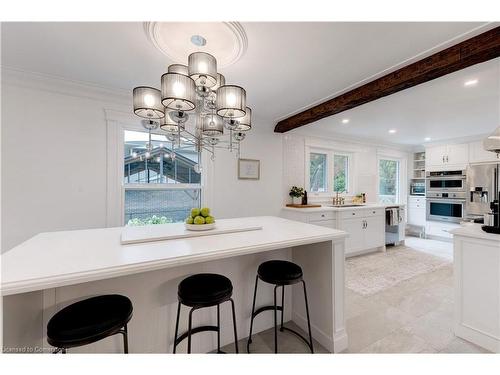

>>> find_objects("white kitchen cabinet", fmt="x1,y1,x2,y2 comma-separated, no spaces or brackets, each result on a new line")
407,196,426,226
426,144,469,170
283,206,389,257
339,218,366,254
469,141,500,164
364,215,385,249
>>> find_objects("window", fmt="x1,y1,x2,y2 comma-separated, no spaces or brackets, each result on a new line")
308,148,352,195
123,130,201,225
309,152,327,192
378,159,400,203
333,154,349,193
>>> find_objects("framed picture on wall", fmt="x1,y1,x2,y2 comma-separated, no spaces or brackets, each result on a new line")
238,158,260,180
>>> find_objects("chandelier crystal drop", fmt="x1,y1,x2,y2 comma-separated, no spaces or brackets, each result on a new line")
132,51,252,162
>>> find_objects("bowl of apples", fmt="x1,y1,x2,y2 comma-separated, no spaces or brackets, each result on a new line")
185,207,216,231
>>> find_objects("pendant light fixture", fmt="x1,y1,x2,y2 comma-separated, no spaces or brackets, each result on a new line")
133,87,164,119
133,49,252,161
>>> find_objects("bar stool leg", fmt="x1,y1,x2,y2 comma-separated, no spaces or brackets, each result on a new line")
230,298,239,353
187,307,196,354
280,285,285,332
122,324,129,354
246,275,259,352
216,304,222,353
302,280,314,354
173,301,181,354
273,285,278,353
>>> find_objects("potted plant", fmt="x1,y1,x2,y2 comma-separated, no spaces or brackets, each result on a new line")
289,186,304,205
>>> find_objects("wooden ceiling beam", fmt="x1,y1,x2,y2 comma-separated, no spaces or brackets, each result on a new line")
274,26,500,133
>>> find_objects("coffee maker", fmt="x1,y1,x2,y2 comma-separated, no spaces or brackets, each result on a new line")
482,127,500,234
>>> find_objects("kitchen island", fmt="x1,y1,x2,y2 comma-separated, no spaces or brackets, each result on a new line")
450,224,500,352
1,216,348,354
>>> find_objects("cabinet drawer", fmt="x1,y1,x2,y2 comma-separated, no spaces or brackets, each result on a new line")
409,197,425,204
307,211,335,222
364,208,385,217
340,210,364,219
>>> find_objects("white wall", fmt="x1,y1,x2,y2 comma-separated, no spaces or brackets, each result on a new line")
1,70,284,252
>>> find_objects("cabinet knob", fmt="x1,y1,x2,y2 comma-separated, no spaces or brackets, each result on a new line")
352,213,355,215
321,214,325,217
372,211,376,214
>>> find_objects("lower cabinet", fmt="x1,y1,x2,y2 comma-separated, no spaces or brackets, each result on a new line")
340,215,385,256
282,207,387,257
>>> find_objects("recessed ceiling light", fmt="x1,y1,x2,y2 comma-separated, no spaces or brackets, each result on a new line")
388,129,397,134
464,79,478,87
341,118,350,124
424,137,431,142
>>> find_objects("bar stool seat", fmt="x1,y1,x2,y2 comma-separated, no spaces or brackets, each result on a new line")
173,273,238,354
47,294,132,353
178,273,233,307
258,260,303,285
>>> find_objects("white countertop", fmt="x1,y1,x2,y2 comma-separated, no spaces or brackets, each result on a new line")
1,216,347,296
282,203,405,213
450,223,500,243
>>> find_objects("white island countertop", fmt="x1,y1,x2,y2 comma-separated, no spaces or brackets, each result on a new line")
450,223,500,242
282,203,405,213
1,216,347,296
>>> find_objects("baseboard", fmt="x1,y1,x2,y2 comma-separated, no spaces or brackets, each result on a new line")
292,311,348,353
455,323,500,353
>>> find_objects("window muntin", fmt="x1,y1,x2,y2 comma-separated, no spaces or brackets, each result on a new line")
378,159,400,203
309,152,327,193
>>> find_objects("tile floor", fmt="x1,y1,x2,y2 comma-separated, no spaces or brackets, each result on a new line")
221,236,489,354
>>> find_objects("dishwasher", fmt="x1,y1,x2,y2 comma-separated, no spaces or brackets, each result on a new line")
385,206,405,246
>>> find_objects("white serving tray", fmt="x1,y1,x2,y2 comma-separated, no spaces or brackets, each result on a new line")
121,220,262,245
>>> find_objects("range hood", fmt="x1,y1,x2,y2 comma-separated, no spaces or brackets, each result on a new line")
484,127,500,154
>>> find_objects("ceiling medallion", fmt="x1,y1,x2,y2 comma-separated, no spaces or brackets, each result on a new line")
144,22,248,68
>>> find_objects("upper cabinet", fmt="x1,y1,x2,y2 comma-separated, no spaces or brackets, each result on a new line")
425,144,469,170
469,141,500,164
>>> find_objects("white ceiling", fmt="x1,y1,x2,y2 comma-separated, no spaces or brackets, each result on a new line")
2,22,498,145
293,58,500,146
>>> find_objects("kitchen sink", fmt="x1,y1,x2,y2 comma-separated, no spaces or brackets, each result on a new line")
328,204,366,208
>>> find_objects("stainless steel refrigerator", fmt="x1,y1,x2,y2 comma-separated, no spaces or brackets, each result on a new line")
467,163,500,225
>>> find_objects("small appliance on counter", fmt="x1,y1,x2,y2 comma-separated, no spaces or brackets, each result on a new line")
410,181,425,196
480,127,500,234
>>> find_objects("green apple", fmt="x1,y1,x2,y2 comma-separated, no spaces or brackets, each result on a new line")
185,216,194,224
190,208,200,218
205,216,215,224
193,216,205,225
200,207,210,217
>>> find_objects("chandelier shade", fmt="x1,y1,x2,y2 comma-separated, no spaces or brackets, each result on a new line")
161,72,197,111
188,52,217,88
216,85,246,118
133,86,165,119
235,107,252,131
201,114,224,136
160,111,184,133
211,73,226,91
168,64,189,76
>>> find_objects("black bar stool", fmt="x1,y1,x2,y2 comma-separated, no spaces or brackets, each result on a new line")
173,273,238,354
47,294,133,353
247,260,314,353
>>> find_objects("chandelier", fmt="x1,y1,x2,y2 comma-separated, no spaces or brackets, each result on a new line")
132,51,251,163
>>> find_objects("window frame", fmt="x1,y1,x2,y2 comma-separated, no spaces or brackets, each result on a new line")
376,156,403,204
105,109,211,227
305,146,353,197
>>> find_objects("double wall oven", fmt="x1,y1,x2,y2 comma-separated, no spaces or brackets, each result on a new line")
426,170,466,223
